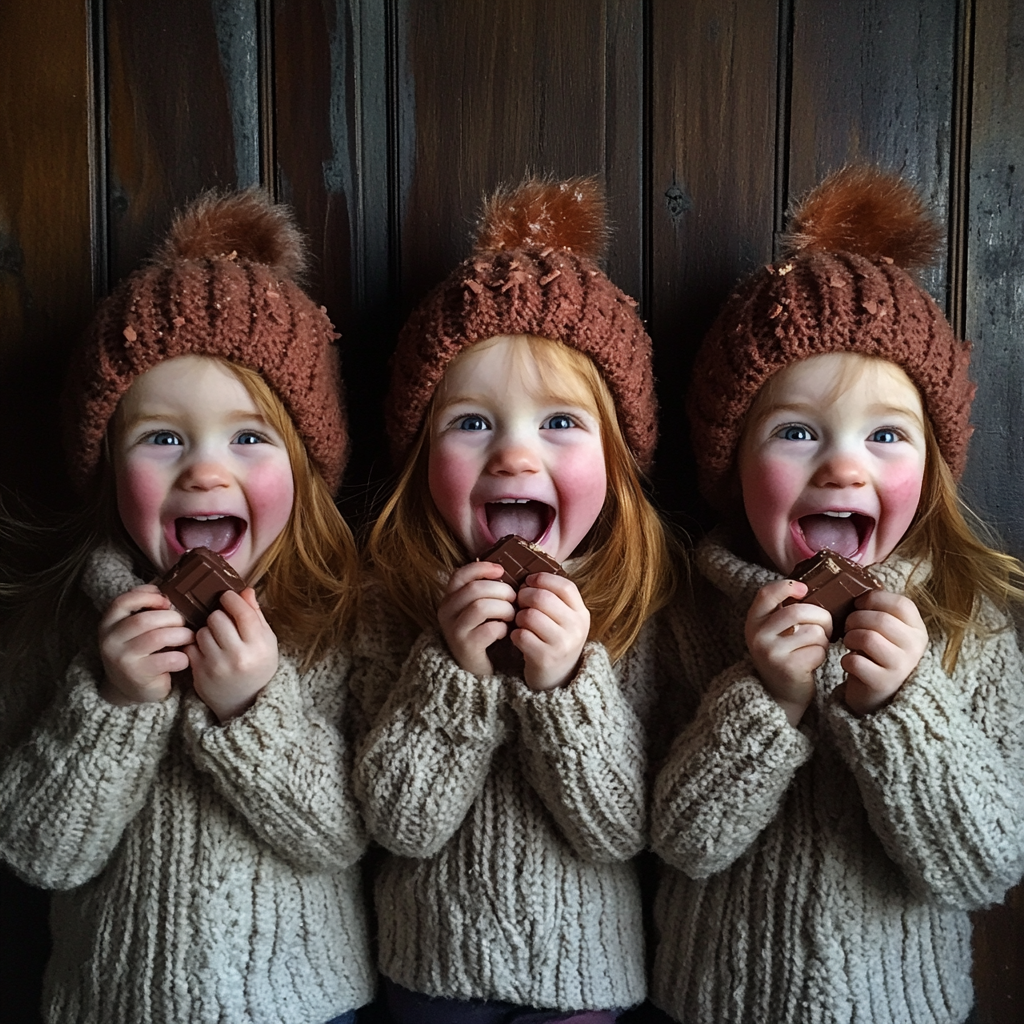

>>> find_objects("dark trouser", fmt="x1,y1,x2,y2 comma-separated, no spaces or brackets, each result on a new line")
383,978,621,1024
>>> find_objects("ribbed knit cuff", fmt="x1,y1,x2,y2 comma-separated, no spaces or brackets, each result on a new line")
510,641,623,751
72,663,181,753
413,635,509,743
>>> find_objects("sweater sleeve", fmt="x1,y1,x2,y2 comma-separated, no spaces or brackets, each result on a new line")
353,631,509,858
651,653,814,878
510,640,647,862
181,649,367,873
826,617,1024,909
0,652,179,890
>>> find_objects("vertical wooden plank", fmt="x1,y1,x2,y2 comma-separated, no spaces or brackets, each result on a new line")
0,3,93,1016
273,0,394,521
105,0,258,281
961,0,1024,563
0,0,94,513
963,4,1024,1019
648,0,779,524
787,0,958,303
395,0,644,305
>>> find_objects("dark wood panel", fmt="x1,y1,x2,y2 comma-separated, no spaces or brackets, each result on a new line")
0,0,94,512
648,0,779,524
105,0,256,281
788,0,958,303
274,0,396,521
0,7,93,1021
396,0,644,306
961,0,1024,562
963,4,1024,1020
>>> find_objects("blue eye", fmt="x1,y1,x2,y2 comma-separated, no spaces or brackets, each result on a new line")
542,414,575,430
147,431,181,446
776,424,813,441
457,415,488,431
870,428,899,443
234,431,266,445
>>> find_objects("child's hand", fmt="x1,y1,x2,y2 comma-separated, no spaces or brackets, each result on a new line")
98,584,194,705
437,561,517,676
513,573,590,692
840,589,928,714
188,588,279,723
746,579,833,727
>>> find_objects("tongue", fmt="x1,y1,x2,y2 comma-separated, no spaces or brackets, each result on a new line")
800,514,861,558
177,517,241,554
486,502,549,544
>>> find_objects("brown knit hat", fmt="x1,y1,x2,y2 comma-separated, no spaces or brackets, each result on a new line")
387,176,658,471
64,189,347,494
688,166,975,507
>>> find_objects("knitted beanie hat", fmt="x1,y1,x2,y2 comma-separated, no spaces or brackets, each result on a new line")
688,165,975,507
64,189,347,494
387,176,658,471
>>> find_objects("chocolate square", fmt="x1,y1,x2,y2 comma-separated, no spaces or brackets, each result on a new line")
157,547,246,629
785,548,883,640
478,534,565,589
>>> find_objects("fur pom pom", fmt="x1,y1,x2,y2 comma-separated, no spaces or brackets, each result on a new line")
785,166,944,269
155,188,308,278
475,176,608,259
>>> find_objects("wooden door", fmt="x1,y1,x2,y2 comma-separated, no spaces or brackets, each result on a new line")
2,2,1021,1021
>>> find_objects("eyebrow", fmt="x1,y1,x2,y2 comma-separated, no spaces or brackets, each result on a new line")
122,409,269,429
761,400,924,426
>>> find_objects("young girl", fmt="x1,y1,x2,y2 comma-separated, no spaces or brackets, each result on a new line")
351,177,677,1022
0,192,374,1024
650,166,1024,1024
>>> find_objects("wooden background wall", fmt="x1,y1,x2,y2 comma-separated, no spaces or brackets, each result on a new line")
1,1,1021,1021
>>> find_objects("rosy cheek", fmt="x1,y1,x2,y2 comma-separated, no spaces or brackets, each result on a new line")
875,461,925,554
115,462,166,550
427,444,476,535
741,458,801,528
553,448,608,553
245,462,295,542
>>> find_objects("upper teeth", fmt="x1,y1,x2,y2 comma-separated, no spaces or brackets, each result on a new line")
495,499,530,504
191,515,227,520
824,511,853,518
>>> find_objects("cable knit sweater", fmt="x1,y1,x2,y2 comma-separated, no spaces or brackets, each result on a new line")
0,545,374,1024
650,535,1024,1024
350,582,664,1012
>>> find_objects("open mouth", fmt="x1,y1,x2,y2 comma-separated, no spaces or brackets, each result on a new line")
484,500,554,544
796,511,874,560
175,515,245,555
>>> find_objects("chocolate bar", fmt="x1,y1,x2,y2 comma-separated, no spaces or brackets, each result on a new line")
157,547,246,629
785,548,883,640
478,534,566,589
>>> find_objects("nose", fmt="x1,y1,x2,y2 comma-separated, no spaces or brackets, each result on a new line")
177,454,231,491
811,448,867,488
485,437,541,476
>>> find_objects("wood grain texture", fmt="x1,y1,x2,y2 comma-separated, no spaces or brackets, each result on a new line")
396,0,644,304
648,0,779,525
960,0,1024,562
0,0,93,511
105,0,252,281
788,0,957,303
962,3,1024,1021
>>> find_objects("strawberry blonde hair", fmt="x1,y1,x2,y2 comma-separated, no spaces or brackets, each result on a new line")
103,358,358,667
368,335,678,662
742,353,1023,673
3,357,358,679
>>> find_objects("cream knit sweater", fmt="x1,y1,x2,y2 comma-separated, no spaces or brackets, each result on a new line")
350,583,664,1012
0,545,374,1024
651,535,1024,1024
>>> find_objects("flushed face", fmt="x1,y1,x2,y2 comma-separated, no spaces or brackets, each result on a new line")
113,355,295,579
737,352,927,575
427,335,608,563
